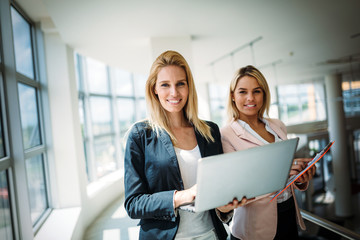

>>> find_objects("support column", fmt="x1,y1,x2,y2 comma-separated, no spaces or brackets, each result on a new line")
41,18,85,208
325,74,352,217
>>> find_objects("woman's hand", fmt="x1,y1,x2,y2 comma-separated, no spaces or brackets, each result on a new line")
216,197,250,213
174,184,197,208
291,158,316,184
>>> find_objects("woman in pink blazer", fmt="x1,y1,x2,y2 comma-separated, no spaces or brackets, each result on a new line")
221,65,316,240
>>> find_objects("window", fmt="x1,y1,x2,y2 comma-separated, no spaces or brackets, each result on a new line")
134,73,146,97
89,97,112,135
0,2,51,237
342,74,360,116
86,58,109,94
93,136,116,178
354,129,360,165
0,105,5,159
117,98,135,136
10,6,49,227
277,83,326,125
76,54,146,182
208,83,228,127
0,170,13,240
11,7,35,79
114,69,133,96
25,154,48,223
137,99,147,120
18,83,41,149
0,26,13,238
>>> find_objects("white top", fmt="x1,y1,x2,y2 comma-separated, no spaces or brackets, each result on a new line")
237,119,292,203
174,145,214,239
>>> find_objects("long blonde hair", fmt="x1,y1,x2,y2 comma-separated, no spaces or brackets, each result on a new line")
227,65,271,121
145,50,214,142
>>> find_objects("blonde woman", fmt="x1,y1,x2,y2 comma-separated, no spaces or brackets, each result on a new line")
221,65,316,240
124,51,244,240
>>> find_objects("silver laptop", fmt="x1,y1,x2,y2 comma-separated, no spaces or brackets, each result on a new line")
179,137,299,212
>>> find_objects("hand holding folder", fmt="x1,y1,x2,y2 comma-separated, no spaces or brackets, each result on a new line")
270,141,335,202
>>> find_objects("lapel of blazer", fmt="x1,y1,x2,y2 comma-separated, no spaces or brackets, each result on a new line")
230,119,264,146
195,128,206,157
266,119,287,140
158,129,176,158
157,127,206,157
158,128,184,189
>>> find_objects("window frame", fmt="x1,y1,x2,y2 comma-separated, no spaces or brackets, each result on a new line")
0,1,53,238
277,82,327,125
76,53,146,183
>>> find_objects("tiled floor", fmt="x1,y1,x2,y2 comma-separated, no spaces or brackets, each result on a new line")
83,196,139,240
83,192,360,240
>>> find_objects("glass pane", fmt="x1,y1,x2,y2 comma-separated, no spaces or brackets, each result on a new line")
137,99,147,120
278,83,327,124
134,74,146,97
94,136,116,178
210,99,226,127
78,97,86,138
117,98,135,137
209,84,219,99
354,129,360,164
0,170,13,240
117,139,125,170
83,141,90,182
278,104,288,123
343,79,360,116
300,94,310,122
114,69,133,96
209,83,228,100
286,101,300,124
18,83,41,149
269,103,279,119
86,58,109,94
11,7,34,79
25,154,48,224
90,97,112,135
0,107,5,158
74,54,82,92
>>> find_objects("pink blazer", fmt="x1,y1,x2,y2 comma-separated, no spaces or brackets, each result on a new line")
221,118,307,240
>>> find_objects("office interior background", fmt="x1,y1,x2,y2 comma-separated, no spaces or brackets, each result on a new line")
0,0,360,239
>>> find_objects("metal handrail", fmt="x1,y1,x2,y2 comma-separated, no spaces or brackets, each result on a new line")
300,209,360,240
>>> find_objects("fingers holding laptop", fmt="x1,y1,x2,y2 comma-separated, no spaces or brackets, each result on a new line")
216,196,253,213
174,184,197,208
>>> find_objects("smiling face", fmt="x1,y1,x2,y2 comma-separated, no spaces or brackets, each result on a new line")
232,76,264,120
154,65,189,115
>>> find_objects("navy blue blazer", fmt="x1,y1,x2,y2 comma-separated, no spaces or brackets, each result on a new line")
124,120,228,240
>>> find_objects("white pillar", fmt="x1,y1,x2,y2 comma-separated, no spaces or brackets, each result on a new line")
325,74,352,217
44,33,84,207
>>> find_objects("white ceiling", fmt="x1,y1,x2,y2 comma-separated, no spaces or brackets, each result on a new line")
17,0,360,86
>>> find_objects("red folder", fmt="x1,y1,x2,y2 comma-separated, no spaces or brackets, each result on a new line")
270,141,335,202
